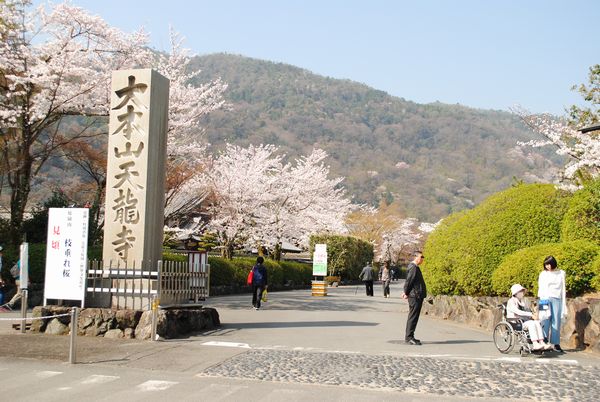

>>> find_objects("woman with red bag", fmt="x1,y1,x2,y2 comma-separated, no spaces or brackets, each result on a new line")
250,257,268,310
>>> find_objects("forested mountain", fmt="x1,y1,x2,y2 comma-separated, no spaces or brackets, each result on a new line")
190,53,559,222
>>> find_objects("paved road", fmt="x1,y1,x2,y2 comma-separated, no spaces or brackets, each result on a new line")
0,282,598,401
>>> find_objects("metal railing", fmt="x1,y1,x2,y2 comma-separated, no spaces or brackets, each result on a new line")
86,259,210,309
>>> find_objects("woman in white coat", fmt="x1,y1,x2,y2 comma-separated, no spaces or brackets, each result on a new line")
537,255,567,352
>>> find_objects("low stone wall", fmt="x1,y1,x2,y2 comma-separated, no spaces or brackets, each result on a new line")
32,305,220,340
421,295,600,353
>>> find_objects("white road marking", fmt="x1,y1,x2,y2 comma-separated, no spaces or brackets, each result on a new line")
496,357,522,363
36,371,63,379
81,374,120,384
137,380,178,392
202,341,250,349
57,387,72,391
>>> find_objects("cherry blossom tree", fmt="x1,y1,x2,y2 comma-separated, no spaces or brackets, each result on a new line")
0,2,228,245
378,218,421,263
156,30,227,224
512,106,600,187
203,144,284,259
254,148,352,260
203,144,352,259
0,0,149,243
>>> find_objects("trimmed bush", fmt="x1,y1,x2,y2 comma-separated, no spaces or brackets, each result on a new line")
561,179,600,244
422,183,570,296
591,255,600,292
309,234,374,279
208,256,312,288
491,240,600,297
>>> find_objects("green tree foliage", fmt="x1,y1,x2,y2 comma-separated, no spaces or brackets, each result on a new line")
568,64,600,127
422,184,570,296
491,240,600,297
308,234,374,279
591,255,600,292
560,179,600,244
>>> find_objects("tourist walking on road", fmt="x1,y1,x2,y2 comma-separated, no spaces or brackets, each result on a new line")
381,261,391,298
251,257,268,310
402,251,426,345
537,255,567,352
4,260,23,310
359,261,374,296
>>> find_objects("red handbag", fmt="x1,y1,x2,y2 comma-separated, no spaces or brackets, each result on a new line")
247,269,254,285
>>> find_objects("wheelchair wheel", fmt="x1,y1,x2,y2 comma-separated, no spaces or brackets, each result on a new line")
493,322,515,354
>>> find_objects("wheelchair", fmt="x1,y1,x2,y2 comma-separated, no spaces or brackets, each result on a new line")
493,303,546,356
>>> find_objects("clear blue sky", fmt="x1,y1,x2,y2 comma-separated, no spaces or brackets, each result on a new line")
37,0,599,115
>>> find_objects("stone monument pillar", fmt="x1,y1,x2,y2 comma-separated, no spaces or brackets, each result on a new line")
103,69,169,267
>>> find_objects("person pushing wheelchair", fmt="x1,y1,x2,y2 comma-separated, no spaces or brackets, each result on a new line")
506,284,553,351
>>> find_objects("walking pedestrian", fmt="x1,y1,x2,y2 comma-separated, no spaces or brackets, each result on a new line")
402,251,426,345
4,260,22,310
537,255,567,352
381,261,391,298
251,257,268,310
359,261,374,296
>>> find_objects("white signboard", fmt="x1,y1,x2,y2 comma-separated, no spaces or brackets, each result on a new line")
19,243,29,288
44,208,89,304
312,243,327,276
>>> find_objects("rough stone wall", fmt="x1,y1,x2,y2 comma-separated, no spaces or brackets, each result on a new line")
421,295,600,353
31,305,219,340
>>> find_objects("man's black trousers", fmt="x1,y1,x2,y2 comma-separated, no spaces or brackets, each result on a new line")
405,296,424,340
364,280,374,296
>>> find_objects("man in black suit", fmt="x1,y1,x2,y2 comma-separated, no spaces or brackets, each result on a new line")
402,251,426,345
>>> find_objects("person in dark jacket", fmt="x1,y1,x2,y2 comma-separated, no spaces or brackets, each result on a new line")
358,262,374,296
251,256,268,310
402,251,427,345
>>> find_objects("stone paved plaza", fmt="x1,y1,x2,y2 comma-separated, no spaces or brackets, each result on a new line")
201,348,598,401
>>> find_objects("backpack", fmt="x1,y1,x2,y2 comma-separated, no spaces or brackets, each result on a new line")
252,265,264,284
10,262,19,278
246,269,254,285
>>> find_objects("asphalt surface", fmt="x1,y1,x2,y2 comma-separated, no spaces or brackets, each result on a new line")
0,282,598,401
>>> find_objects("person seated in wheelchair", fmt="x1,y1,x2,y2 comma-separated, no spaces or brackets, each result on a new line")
507,284,553,351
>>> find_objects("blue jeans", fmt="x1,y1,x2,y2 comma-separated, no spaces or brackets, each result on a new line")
541,297,562,345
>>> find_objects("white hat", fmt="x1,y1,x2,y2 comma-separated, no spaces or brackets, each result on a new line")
510,284,527,296
0,246,3,252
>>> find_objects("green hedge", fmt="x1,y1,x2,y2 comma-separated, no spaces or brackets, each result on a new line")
491,240,600,297
561,179,600,244
0,243,47,284
208,256,312,287
422,183,570,296
309,234,373,279
591,255,600,292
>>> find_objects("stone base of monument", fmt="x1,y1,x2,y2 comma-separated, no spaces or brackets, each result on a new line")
31,305,220,340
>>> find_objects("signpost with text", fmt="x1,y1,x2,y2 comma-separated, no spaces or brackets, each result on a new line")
44,208,89,307
312,243,328,296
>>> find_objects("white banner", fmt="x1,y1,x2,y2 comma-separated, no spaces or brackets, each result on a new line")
44,208,89,303
312,243,327,276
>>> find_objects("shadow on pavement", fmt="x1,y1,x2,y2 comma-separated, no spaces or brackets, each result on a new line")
222,320,379,329
387,339,492,345
422,339,493,345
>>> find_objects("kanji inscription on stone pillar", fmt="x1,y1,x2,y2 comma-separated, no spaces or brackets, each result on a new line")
103,69,169,265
